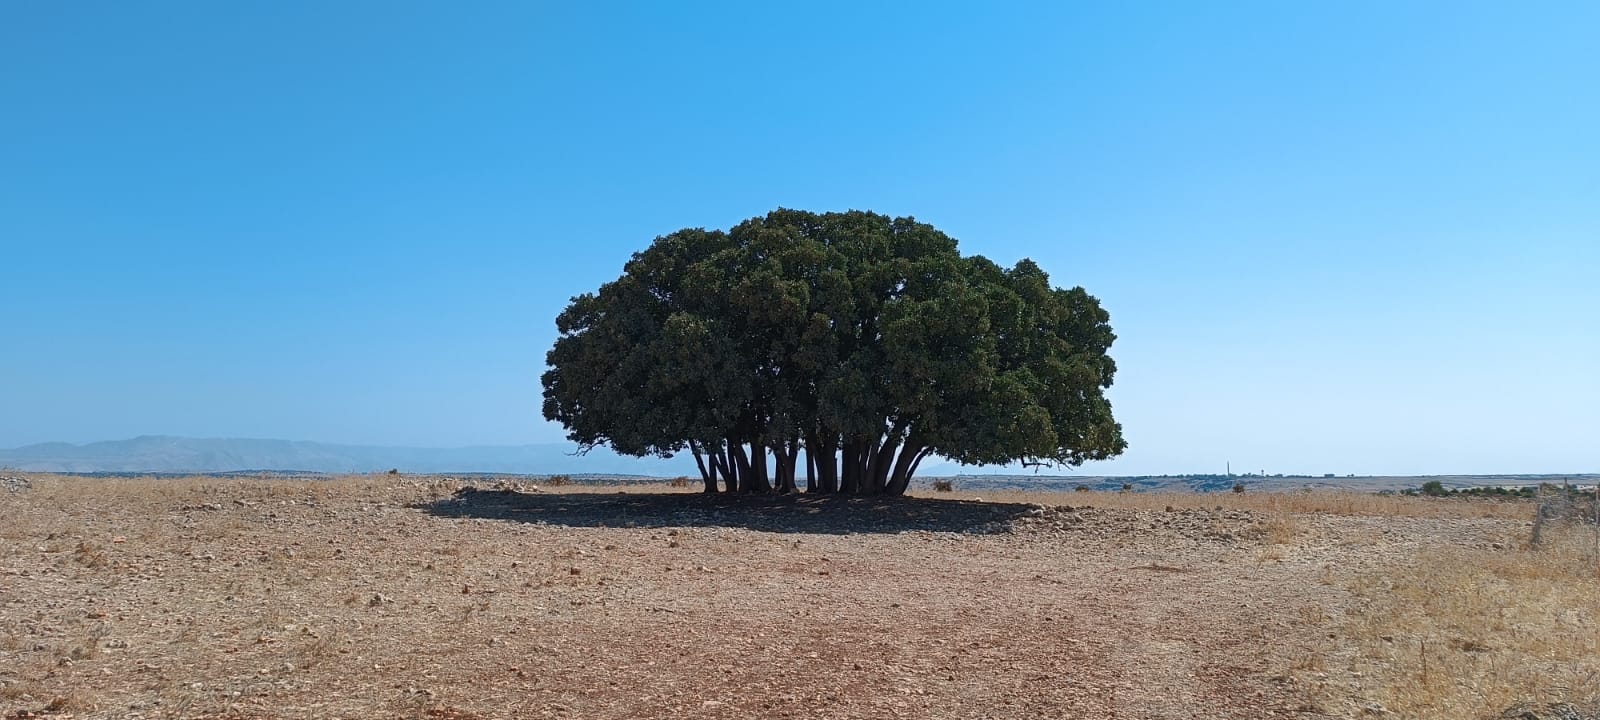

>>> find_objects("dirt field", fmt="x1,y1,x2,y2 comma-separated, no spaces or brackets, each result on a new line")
1,475,1593,719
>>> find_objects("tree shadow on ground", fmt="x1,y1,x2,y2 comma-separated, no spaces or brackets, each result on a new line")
416,487,1037,535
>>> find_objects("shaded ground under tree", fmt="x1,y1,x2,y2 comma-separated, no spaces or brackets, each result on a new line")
419,486,1040,535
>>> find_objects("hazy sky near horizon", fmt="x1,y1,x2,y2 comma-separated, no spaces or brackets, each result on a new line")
2,2,1596,476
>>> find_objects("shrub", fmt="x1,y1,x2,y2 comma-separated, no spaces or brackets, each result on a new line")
545,475,572,487
1232,482,1246,494
931,479,954,492
668,476,691,488
1074,485,1090,493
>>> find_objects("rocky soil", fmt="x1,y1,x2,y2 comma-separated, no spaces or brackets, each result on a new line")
0,476,1527,719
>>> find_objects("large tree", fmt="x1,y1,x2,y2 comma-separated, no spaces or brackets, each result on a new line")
541,209,1126,496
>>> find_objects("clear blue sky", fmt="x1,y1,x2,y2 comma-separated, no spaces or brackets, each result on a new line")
2,2,1595,475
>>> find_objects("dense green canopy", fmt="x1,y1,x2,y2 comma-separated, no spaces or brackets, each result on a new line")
541,209,1126,496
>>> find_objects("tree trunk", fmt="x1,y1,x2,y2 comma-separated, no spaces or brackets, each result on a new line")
839,441,861,495
819,436,840,493
803,431,827,494
771,440,792,494
868,433,901,495
691,440,720,494
741,441,772,494
883,441,925,497
908,448,932,480
857,441,873,494
776,439,800,494
729,440,751,493
718,444,738,493
804,441,817,494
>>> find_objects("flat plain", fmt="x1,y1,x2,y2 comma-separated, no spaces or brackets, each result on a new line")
2,474,1595,719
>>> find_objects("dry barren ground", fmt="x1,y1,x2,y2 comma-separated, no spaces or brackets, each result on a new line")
1,475,1590,719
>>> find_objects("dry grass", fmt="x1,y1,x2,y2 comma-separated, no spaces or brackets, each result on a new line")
965,486,1596,716
925,486,1533,520
914,485,1590,717
1339,521,1600,717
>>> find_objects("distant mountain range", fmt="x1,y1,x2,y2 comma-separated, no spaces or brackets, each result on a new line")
0,435,700,475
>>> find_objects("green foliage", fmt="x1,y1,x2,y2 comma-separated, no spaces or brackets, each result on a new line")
1402,482,1545,499
540,208,1127,495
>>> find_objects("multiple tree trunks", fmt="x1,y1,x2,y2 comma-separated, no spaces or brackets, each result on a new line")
689,433,928,496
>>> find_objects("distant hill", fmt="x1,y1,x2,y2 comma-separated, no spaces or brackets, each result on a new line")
3,436,1593,492
0,435,700,475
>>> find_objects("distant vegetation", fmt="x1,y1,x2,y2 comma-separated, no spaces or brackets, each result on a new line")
1403,480,1562,499
542,209,1125,497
